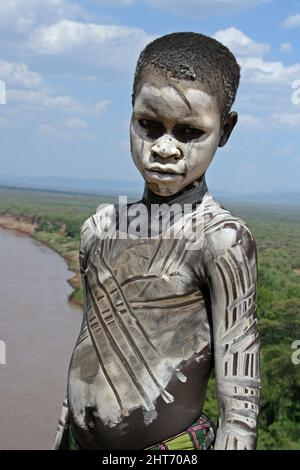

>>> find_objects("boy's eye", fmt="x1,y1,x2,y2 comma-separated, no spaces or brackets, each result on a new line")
139,119,160,129
173,126,205,142
138,119,164,138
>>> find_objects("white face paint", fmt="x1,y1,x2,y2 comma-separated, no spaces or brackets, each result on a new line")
130,83,222,196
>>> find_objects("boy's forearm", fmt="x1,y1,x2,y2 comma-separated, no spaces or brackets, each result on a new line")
205,223,261,450
214,420,258,450
214,367,260,449
53,397,69,450
214,281,260,450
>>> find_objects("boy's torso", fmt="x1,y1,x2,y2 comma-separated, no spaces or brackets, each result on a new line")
67,191,243,449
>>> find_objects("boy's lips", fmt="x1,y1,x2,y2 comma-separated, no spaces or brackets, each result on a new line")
145,169,185,184
145,165,185,177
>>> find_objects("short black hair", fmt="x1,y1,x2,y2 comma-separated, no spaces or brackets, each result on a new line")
133,32,240,116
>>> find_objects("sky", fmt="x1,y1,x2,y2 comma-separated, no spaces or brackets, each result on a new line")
0,0,299,194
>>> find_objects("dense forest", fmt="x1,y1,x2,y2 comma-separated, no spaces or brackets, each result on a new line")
0,186,299,449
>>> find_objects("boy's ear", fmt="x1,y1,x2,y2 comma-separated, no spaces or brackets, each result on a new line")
218,112,238,148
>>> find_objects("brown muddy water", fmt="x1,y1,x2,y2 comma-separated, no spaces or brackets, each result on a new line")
0,228,81,449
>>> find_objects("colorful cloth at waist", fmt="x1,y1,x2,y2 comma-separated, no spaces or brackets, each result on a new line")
68,413,215,450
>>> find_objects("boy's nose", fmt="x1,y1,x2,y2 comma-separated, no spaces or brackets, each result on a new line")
151,135,181,160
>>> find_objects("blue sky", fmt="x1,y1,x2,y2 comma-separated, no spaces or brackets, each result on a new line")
0,0,299,194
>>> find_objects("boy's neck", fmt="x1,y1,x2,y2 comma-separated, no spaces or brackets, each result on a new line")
142,175,208,208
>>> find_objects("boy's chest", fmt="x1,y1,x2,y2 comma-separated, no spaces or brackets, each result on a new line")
87,235,203,309
71,234,213,430
84,236,210,360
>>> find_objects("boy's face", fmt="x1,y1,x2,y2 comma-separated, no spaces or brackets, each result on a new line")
130,77,235,197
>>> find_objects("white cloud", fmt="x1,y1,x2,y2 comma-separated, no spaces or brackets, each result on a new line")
283,13,300,29
0,59,42,87
280,42,293,54
93,100,111,115
27,20,153,70
0,79,6,104
147,0,269,16
30,20,125,54
214,29,300,120
271,113,300,127
0,0,86,33
211,28,300,121
239,57,300,85
8,89,81,110
214,27,270,57
7,88,110,115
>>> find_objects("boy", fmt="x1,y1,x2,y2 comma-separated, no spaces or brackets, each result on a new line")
54,32,260,450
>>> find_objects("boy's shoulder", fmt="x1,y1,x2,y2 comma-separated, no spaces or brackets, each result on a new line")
79,203,116,268
81,203,116,240
202,192,256,258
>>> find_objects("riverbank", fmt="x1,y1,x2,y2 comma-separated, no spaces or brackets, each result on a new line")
0,213,37,235
0,213,83,308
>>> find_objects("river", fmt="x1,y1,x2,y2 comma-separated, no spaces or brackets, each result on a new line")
0,228,81,450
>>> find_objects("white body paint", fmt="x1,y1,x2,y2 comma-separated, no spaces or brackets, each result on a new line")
53,190,260,450
69,203,211,429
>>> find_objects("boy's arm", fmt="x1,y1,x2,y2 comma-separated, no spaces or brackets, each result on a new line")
53,217,95,450
53,397,69,450
204,222,261,450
